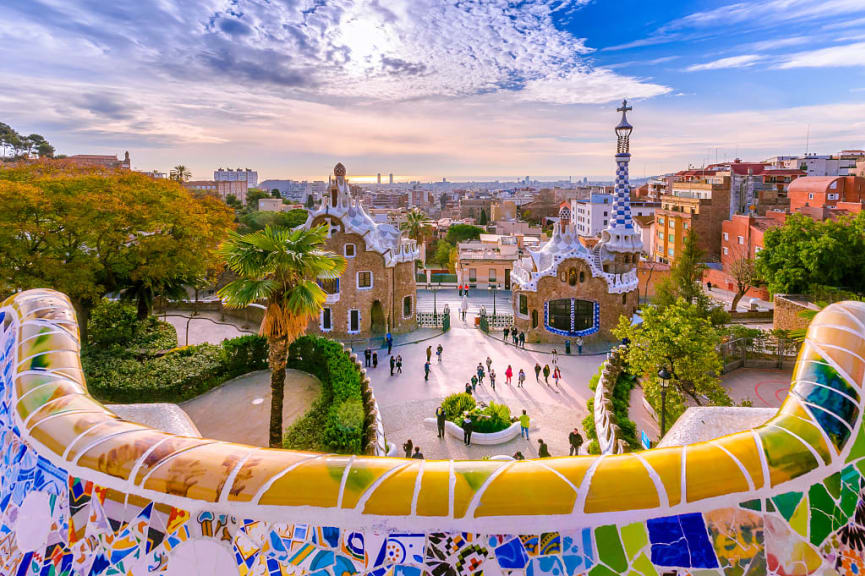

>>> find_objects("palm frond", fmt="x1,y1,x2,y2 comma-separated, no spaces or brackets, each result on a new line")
218,278,277,308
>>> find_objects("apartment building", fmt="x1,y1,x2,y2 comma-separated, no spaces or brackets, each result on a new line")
653,175,731,263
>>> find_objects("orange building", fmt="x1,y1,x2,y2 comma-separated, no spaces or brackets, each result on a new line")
788,176,865,214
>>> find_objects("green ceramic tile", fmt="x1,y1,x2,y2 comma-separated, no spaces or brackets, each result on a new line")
772,491,802,521
740,499,762,512
845,421,865,464
808,484,835,546
743,550,767,576
630,552,659,576
789,498,809,538
620,522,648,561
595,524,628,573
824,472,841,499
589,564,621,576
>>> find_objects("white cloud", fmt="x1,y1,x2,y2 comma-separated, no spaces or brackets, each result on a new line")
778,42,865,69
686,55,761,72
668,0,865,30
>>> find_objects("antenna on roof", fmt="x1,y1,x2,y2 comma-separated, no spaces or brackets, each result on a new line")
805,124,811,156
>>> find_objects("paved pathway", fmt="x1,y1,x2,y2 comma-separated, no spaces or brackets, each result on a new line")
721,367,792,408
160,310,255,346
181,369,320,447
366,322,605,460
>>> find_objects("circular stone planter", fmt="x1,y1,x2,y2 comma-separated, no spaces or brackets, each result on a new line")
423,418,537,445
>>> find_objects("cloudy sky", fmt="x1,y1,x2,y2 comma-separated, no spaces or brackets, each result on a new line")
1,0,864,181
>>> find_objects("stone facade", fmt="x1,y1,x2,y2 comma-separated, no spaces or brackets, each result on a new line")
302,163,420,338
773,294,821,332
512,257,638,343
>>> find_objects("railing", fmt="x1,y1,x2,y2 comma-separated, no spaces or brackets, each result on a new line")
3,289,865,576
720,335,800,373
593,345,629,455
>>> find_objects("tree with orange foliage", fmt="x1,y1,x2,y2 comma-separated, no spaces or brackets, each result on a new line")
0,159,234,342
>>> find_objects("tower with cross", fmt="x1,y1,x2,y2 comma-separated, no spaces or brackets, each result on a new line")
598,99,643,257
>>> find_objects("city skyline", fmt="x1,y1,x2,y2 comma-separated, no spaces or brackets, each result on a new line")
2,0,864,180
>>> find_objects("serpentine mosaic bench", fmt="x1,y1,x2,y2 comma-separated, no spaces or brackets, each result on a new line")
2,289,865,575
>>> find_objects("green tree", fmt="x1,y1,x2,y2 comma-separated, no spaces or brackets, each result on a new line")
445,223,483,245
656,231,706,307
0,161,234,341
246,188,270,211
400,209,431,242
478,208,488,225
757,212,865,295
271,188,282,198
727,247,760,312
613,298,730,431
305,195,315,209
238,209,308,234
433,240,453,267
225,194,241,209
218,225,346,447
170,165,191,182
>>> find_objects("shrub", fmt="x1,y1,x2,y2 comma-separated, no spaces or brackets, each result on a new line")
442,392,476,421
87,299,177,351
221,334,268,374
284,335,366,454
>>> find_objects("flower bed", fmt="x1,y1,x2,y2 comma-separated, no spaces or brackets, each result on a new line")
441,392,513,433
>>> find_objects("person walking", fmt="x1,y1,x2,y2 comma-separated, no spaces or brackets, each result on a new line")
576,336,583,355
372,351,378,368
534,363,542,382
412,447,424,459
465,382,473,395
505,365,513,385
551,348,558,365
403,439,413,458
512,451,525,460
476,363,485,384
459,284,463,297
396,355,403,374
543,364,551,384
364,348,371,367
426,345,432,363
386,332,394,355
519,410,530,440
470,374,478,392
538,438,551,458
485,356,492,374
512,328,519,345
568,428,583,456
436,344,443,363
519,332,526,347
553,365,561,386
390,355,396,376
435,405,446,438
503,326,510,342
489,368,496,391
707,281,712,292
424,361,431,381
463,414,473,446
518,368,526,388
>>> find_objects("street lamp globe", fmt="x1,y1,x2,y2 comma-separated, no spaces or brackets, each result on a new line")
657,367,671,386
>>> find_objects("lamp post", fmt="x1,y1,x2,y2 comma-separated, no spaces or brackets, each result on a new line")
488,282,499,317
657,367,671,438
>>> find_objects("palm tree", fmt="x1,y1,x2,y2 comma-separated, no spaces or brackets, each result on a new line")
170,165,191,182
400,209,431,242
218,225,345,447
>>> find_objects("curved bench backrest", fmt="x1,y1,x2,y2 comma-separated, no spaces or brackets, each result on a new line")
2,289,865,575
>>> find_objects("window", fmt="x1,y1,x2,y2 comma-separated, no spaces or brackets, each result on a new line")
737,235,744,245
668,247,674,256
531,309,538,328
357,271,373,289
723,247,729,255
344,243,356,258
489,268,496,282
603,220,608,226
469,268,477,282
808,193,814,200
683,222,689,230
658,217,664,225
348,309,360,333
579,271,585,283
319,278,339,295
658,230,663,239
321,308,332,331
568,268,577,286
518,294,528,316
723,232,729,241
668,234,674,242
403,295,413,318
603,211,608,217
622,293,627,305
546,299,595,335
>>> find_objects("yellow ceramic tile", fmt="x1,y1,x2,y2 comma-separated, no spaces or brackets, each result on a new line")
712,433,765,490
340,458,406,509
546,456,596,489
17,349,81,373
258,455,352,507
133,435,218,484
17,378,85,420
757,426,820,487
363,462,421,515
142,442,252,501
685,443,750,502
452,460,507,518
475,460,575,517
77,429,177,481
415,460,451,517
15,372,84,403
64,418,146,462
29,411,117,457
18,329,79,357
25,394,107,431
639,447,683,506
227,448,320,503
19,322,79,347
772,406,833,464
584,454,660,513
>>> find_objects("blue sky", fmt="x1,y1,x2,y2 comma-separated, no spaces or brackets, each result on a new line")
1,0,863,181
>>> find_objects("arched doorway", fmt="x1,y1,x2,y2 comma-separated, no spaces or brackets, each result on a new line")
370,300,386,335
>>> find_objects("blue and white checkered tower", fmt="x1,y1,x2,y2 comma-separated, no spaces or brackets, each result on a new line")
599,100,643,254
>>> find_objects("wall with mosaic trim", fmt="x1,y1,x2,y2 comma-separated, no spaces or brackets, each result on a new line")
2,289,865,576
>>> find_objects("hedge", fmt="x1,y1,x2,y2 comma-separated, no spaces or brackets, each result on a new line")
82,334,268,404
284,335,365,454
581,363,639,454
